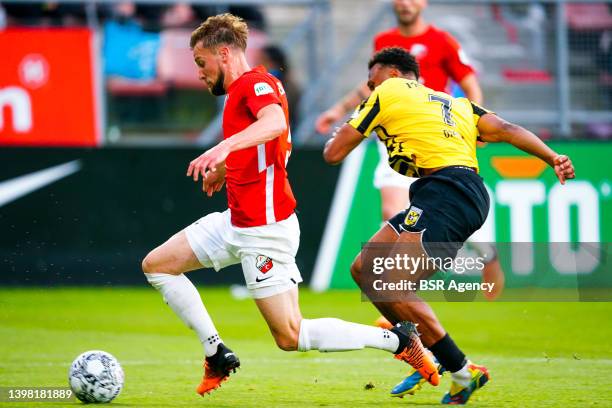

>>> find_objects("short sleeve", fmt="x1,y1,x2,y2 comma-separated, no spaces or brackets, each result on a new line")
471,101,494,126
442,32,475,83
347,90,383,136
471,102,494,141
245,77,282,117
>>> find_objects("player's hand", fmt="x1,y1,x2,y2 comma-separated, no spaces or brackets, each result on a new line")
202,167,225,197
315,107,344,135
552,154,575,185
187,141,231,182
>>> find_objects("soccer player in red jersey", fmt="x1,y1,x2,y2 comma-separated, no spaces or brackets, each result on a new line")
141,14,439,397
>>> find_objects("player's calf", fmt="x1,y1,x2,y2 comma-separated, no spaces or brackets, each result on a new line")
270,323,300,351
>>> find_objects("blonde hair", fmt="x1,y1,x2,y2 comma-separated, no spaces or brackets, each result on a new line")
190,13,248,51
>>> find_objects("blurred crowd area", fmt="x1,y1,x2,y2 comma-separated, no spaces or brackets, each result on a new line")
0,2,263,30
0,1,611,143
0,2,301,143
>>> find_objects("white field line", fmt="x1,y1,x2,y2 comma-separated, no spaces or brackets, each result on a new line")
310,143,367,292
2,355,612,368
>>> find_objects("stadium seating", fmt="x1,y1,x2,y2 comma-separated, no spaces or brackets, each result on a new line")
157,29,203,89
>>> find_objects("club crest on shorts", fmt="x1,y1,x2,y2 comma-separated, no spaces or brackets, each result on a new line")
404,206,423,227
256,255,274,273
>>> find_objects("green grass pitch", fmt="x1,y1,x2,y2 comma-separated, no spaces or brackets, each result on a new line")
1,287,611,407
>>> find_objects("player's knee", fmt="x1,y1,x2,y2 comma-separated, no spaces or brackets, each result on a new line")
141,254,156,274
142,250,184,276
275,335,297,351
142,252,168,275
274,331,299,351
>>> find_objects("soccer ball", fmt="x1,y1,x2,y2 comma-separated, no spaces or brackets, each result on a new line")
68,350,124,403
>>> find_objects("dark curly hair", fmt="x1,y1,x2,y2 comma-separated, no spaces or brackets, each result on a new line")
368,47,420,80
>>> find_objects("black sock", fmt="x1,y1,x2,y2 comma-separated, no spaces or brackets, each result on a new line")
429,333,467,373
390,326,408,354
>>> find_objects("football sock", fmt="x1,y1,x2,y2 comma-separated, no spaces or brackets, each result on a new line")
297,318,399,353
429,333,467,372
145,273,222,357
451,363,472,387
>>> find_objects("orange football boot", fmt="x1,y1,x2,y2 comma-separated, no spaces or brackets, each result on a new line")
196,343,240,396
391,322,440,386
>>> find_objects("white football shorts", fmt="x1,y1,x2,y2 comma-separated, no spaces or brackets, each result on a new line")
185,209,303,299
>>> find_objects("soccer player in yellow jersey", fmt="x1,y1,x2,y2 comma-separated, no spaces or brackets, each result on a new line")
323,48,575,404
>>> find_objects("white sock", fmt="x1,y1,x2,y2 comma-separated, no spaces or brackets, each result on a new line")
297,318,399,353
451,362,471,387
145,273,222,357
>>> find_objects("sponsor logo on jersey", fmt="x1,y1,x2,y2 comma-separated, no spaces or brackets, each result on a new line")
255,255,274,273
404,206,423,227
254,82,274,96
409,43,427,59
276,81,285,95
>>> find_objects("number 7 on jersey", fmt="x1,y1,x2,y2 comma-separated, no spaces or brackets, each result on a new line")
428,94,456,127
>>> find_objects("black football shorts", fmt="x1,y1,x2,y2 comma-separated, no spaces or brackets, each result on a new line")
387,166,490,259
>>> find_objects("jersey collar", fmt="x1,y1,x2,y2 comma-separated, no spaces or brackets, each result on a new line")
227,65,269,93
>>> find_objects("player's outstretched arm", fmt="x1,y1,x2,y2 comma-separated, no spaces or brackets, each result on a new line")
323,123,366,165
187,104,286,180
315,82,370,135
477,113,576,184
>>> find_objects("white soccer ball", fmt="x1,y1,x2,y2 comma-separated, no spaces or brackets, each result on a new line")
68,350,124,403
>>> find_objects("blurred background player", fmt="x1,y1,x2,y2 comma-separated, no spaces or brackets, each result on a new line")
323,47,575,404
141,14,438,397
317,0,504,306
255,44,301,127
317,0,482,134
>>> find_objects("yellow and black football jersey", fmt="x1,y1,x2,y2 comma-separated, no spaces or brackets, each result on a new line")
347,78,490,177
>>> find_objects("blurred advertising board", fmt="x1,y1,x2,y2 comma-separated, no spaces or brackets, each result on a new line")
0,147,338,285
0,28,101,147
312,141,612,291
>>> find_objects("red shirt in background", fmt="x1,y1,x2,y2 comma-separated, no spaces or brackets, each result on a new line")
374,25,474,92
223,65,296,228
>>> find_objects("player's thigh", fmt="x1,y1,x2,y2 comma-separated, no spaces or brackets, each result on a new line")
142,230,202,275
351,223,400,284
254,286,302,348
362,215,434,287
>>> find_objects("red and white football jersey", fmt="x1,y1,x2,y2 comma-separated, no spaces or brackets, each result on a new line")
374,25,474,92
223,65,296,228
